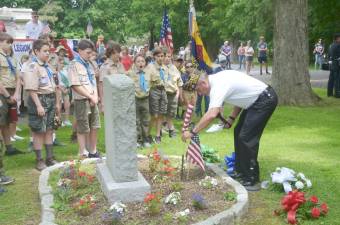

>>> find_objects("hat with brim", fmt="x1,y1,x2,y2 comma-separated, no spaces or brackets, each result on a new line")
55,46,67,53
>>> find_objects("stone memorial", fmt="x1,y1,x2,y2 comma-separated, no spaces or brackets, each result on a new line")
97,74,150,203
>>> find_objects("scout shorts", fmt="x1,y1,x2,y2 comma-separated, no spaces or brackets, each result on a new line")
74,99,101,133
166,92,178,118
27,93,56,133
149,88,167,116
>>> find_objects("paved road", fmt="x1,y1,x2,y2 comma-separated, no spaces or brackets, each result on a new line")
226,64,330,88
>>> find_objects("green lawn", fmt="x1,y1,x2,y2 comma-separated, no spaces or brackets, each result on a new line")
1,88,340,225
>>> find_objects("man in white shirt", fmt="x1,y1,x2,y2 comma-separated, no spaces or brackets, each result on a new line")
25,11,43,40
182,68,278,191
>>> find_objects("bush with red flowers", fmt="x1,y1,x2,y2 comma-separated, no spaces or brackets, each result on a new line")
144,193,161,215
274,191,329,224
73,194,96,216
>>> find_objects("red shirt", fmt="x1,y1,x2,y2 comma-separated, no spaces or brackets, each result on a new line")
121,55,133,71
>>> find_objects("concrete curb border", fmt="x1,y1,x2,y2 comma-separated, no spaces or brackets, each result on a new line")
38,157,248,225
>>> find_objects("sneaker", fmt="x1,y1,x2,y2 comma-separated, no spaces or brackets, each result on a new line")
143,142,152,148
137,142,143,149
88,151,101,158
206,124,224,133
147,135,154,144
10,137,16,142
53,138,66,146
5,147,25,156
169,130,176,138
0,176,15,185
36,159,47,171
154,136,161,144
63,120,72,127
13,135,25,140
46,158,58,167
266,71,271,75
16,127,22,132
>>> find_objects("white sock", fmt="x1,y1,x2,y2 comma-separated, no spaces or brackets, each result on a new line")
30,136,33,142
53,132,56,142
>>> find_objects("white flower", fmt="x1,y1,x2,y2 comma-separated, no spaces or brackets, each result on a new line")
110,201,127,214
199,176,218,188
165,192,181,205
295,181,304,189
306,179,312,188
210,178,218,186
175,209,190,218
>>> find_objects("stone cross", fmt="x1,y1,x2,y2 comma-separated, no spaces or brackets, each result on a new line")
97,74,150,203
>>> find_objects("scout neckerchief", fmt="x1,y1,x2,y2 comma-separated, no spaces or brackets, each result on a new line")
159,67,165,81
0,52,16,76
138,70,148,92
75,55,95,86
33,57,54,83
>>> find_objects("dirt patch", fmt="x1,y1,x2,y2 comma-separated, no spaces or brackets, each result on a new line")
54,159,235,225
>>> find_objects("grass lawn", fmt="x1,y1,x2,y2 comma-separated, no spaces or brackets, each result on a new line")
1,88,340,225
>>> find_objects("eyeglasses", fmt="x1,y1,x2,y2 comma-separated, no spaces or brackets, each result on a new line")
33,15,39,18
186,65,193,68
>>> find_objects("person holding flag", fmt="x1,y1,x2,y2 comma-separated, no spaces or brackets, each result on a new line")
182,68,277,191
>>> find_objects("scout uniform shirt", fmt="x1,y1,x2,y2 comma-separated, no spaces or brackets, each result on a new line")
165,64,183,94
68,57,97,100
24,59,56,94
99,58,125,82
146,62,168,88
0,50,18,89
127,65,151,98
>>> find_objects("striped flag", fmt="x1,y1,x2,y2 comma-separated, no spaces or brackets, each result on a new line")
182,104,205,171
159,8,174,53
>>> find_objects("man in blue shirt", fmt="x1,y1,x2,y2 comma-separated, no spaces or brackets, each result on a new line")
257,36,270,75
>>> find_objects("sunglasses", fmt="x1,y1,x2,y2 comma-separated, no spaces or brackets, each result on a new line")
186,65,193,68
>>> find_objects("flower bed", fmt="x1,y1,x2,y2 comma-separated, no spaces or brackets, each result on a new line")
49,151,236,225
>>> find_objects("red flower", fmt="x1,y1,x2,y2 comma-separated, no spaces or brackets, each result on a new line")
311,207,320,218
144,193,155,203
79,199,85,206
153,151,161,161
163,159,170,165
310,196,319,204
320,203,328,215
78,171,86,177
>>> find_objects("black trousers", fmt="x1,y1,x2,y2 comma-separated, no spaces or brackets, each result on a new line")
234,86,278,182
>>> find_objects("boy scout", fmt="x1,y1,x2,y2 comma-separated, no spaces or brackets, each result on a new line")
68,39,100,158
147,47,168,144
98,41,125,112
127,55,152,148
0,32,17,186
24,39,60,170
164,53,183,138
0,32,23,156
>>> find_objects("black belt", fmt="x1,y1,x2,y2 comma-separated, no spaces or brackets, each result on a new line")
155,86,165,90
38,93,55,98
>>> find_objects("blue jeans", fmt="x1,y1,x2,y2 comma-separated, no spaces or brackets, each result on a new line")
195,95,210,116
239,55,245,69
315,54,323,69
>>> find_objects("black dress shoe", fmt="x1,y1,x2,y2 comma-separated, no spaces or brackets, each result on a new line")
5,148,25,156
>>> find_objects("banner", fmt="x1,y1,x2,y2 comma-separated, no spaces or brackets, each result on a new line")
12,39,33,66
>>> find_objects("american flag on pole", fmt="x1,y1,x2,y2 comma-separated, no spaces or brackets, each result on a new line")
182,104,205,171
159,8,174,53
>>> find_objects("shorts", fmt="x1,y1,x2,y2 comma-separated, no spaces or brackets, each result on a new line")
149,88,167,116
28,93,56,133
166,92,178,118
74,99,101,133
0,88,19,126
246,56,253,62
258,56,267,63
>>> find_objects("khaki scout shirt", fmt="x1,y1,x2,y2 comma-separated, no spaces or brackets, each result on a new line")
68,59,97,100
0,50,19,88
165,64,183,94
146,62,168,88
127,66,151,98
99,59,125,82
48,52,58,73
24,59,56,94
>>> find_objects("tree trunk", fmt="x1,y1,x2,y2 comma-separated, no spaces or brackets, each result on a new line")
272,0,320,105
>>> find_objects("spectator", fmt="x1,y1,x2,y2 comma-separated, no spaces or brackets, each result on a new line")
237,42,246,70
121,46,133,71
220,41,232,69
257,36,270,75
313,38,324,70
245,40,255,75
0,21,6,32
25,11,44,40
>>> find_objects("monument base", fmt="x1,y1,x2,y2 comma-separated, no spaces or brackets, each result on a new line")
96,161,150,204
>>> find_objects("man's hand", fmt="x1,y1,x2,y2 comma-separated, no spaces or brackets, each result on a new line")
181,130,192,142
89,95,98,106
223,117,234,129
37,105,45,117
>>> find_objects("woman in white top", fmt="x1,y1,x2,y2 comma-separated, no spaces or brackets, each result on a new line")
244,40,254,75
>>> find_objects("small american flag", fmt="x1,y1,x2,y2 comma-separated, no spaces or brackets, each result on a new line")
182,104,205,171
159,8,174,53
